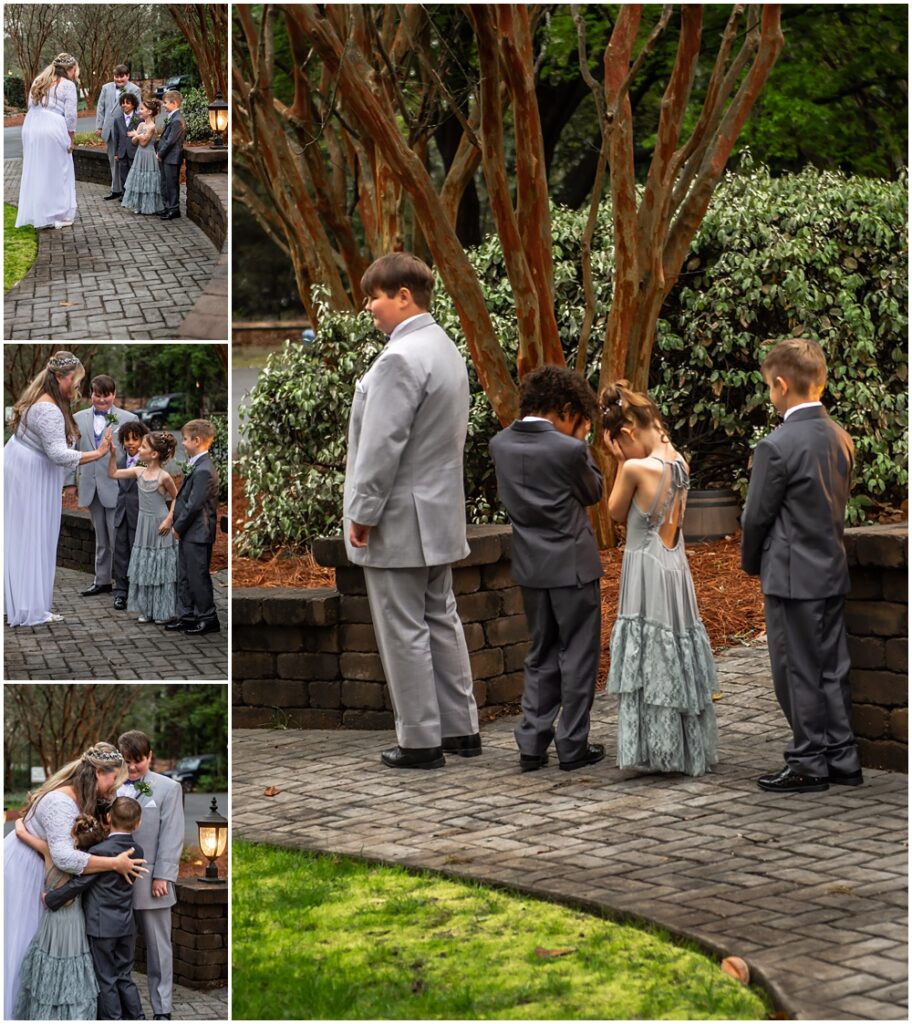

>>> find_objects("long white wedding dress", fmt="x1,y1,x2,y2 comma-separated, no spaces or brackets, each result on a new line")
4,403,82,626
16,78,78,229
3,791,89,1018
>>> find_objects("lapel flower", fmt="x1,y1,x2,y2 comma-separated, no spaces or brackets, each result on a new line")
133,780,153,798
104,412,119,426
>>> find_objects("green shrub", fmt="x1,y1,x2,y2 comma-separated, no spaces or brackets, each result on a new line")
236,165,907,556
5,76,25,109
181,86,213,143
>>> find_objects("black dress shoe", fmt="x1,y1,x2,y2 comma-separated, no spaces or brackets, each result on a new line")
757,766,828,792
160,210,181,220
442,733,482,757
827,768,864,786
153,1014,171,1020
81,582,113,596
164,618,195,631
559,743,606,772
381,745,445,769
113,596,127,610
182,618,221,635
103,192,123,200
519,753,549,773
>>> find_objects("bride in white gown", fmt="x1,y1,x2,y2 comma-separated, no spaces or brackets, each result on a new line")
16,53,79,230
4,352,114,626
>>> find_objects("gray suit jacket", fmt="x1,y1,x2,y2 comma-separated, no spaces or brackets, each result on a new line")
118,770,183,911
156,110,186,165
96,81,142,142
741,406,854,599
65,404,138,508
44,832,144,937
343,313,471,567
172,452,218,543
490,420,603,588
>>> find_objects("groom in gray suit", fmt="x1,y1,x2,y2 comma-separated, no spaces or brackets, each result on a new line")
96,63,142,199
64,375,137,599
344,253,480,769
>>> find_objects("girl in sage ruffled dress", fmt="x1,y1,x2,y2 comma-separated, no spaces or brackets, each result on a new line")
13,812,107,1019
106,428,178,623
121,97,164,215
600,381,719,777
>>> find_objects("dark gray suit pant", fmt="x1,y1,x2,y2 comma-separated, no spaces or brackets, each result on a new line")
516,580,600,762
89,933,144,1019
765,594,860,777
177,540,216,621
113,518,136,599
161,161,180,213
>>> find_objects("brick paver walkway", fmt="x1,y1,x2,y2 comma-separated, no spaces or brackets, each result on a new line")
135,976,226,1020
233,645,907,1021
4,159,222,339
4,568,228,679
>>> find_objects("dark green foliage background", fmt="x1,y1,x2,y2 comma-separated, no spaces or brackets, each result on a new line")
236,165,907,557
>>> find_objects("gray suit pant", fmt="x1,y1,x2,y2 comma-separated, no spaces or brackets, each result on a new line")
135,906,173,1014
89,933,143,1020
177,540,216,621
363,564,479,748
106,138,124,192
113,518,136,599
765,594,860,777
516,581,601,762
89,499,117,586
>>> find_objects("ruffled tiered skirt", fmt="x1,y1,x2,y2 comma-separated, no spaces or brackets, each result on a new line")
121,145,164,214
127,510,177,620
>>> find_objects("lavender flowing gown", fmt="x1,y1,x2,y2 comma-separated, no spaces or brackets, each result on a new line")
16,78,77,228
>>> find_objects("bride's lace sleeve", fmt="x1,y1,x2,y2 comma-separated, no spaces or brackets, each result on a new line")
59,79,77,131
21,404,82,469
31,792,90,874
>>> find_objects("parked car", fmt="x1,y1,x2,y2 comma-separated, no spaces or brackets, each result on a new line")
134,393,186,430
160,754,218,793
155,74,195,99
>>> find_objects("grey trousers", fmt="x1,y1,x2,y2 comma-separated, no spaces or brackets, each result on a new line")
765,594,861,777
363,564,479,748
89,933,143,1020
88,499,117,586
135,906,173,1014
515,581,601,762
107,139,123,192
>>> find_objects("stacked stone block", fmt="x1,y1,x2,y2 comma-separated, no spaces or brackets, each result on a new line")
232,526,530,727
843,523,907,771
56,509,95,573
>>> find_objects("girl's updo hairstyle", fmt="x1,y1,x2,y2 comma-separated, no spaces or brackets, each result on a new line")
72,813,107,850
145,431,176,463
142,96,162,118
599,380,667,440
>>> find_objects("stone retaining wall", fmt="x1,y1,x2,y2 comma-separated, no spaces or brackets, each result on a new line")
57,509,94,573
133,878,228,989
232,526,530,728
844,523,908,771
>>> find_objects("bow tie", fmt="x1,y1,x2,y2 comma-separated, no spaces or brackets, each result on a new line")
123,778,142,787
93,409,108,417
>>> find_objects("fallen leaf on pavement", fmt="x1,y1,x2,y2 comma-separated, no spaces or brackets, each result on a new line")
263,786,280,797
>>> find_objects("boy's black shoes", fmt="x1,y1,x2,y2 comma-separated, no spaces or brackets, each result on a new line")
153,1015,171,1020
442,733,482,757
159,210,181,220
183,618,220,635
519,753,549,773
82,582,112,596
113,596,127,610
827,768,864,786
381,746,445,770
103,191,122,200
757,766,829,793
559,743,605,772
164,618,195,631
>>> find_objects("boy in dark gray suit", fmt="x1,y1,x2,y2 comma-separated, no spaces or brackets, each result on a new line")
45,797,146,1019
156,90,186,220
113,420,148,610
742,338,862,793
490,366,605,772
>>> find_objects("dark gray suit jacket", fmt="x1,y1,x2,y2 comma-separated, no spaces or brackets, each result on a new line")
741,406,854,599
155,110,186,165
111,109,139,160
114,453,139,529
490,420,603,589
172,452,218,543
44,832,144,938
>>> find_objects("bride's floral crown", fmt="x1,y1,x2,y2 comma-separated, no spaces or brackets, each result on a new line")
81,746,123,767
47,353,80,373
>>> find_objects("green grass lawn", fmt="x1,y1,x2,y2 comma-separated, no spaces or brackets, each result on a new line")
233,841,772,1020
4,203,37,291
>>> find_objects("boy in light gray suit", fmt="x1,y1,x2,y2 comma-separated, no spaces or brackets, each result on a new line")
490,366,605,772
118,731,185,1021
65,375,138,600
95,63,142,199
742,338,862,794
344,253,480,769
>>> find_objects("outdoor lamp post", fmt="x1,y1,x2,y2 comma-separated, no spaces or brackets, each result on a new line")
195,796,228,882
207,90,228,148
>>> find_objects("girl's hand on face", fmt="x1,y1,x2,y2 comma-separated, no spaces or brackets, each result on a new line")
608,437,626,462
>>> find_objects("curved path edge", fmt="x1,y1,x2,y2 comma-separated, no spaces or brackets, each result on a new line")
233,645,908,1021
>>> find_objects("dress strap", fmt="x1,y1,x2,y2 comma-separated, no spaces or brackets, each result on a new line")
645,459,670,520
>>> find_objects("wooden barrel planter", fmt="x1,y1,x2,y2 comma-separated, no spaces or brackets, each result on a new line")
684,488,742,543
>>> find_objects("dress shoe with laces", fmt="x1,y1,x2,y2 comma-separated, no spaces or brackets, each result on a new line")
103,192,122,200
113,595,127,610
82,582,113,596
559,743,605,772
442,733,482,757
827,768,864,786
757,766,828,793
153,1014,171,1020
164,618,195,631
519,753,549,773
381,745,445,769
183,618,221,635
